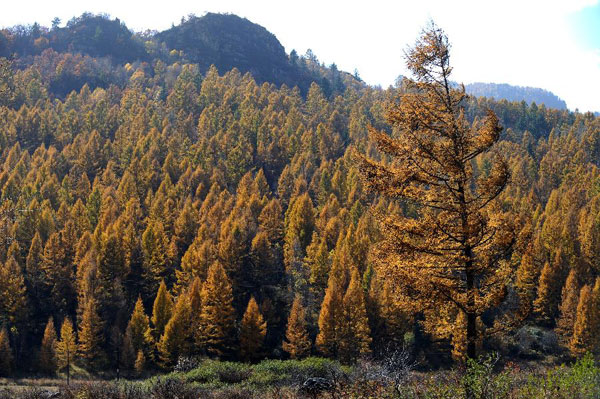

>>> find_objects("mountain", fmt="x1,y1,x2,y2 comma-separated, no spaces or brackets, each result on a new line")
0,13,147,63
155,13,294,86
464,82,567,110
0,13,361,97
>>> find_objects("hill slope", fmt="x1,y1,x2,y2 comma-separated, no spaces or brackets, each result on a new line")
465,82,567,110
155,13,293,86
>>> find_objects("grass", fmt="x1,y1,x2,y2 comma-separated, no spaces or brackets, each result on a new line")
2,355,600,398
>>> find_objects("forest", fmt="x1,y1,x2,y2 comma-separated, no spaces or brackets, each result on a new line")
0,11,600,399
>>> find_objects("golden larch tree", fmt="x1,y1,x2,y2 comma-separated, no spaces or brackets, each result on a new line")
339,268,372,363
0,326,12,376
56,318,77,384
198,261,236,358
556,268,581,343
158,292,192,367
533,250,566,325
151,279,173,340
239,296,267,362
126,296,151,355
39,317,58,374
570,278,600,356
283,295,312,359
78,298,104,370
315,263,345,357
357,23,514,361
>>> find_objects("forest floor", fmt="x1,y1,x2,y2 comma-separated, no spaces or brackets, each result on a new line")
1,355,599,398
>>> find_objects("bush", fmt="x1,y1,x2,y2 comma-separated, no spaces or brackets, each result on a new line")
521,354,600,398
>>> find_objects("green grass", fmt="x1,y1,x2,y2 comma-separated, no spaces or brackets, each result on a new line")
149,356,347,390
3,356,600,398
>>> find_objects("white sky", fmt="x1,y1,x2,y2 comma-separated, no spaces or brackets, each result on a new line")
1,0,599,112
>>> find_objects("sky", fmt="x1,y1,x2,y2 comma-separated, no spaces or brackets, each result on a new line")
1,0,599,112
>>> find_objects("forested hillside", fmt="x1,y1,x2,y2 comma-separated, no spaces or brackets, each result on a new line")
465,82,568,110
0,13,599,380
0,13,357,98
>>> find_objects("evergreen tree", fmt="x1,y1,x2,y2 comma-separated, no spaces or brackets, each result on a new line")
239,296,267,362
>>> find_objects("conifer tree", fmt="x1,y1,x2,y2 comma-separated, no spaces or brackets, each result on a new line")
78,298,104,370
357,22,513,362
25,232,45,303
284,193,315,268
0,326,12,376
39,317,57,374
556,268,580,343
316,264,344,357
339,268,371,363
570,279,600,356
533,254,565,325
198,261,236,358
0,256,28,327
158,292,192,367
151,280,173,340
126,296,151,354
142,221,172,295
515,243,539,316
134,349,145,375
56,318,77,384
188,277,203,347
239,296,267,362
283,296,311,359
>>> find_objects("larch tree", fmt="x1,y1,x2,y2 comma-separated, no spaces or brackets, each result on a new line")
283,295,312,359
198,261,236,358
142,221,172,296
39,317,58,374
56,318,77,384
0,326,12,376
315,263,345,358
0,256,28,328
151,279,173,341
556,268,580,343
570,279,600,356
533,252,566,326
239,296,267,362
339,268,372,363
126,296,151,355
157,292,192,367
134,350,145,376
78,298,105,370
357,23,514,361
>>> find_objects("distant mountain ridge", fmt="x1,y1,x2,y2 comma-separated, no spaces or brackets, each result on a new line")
464,82,567,110
0,12,361,97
